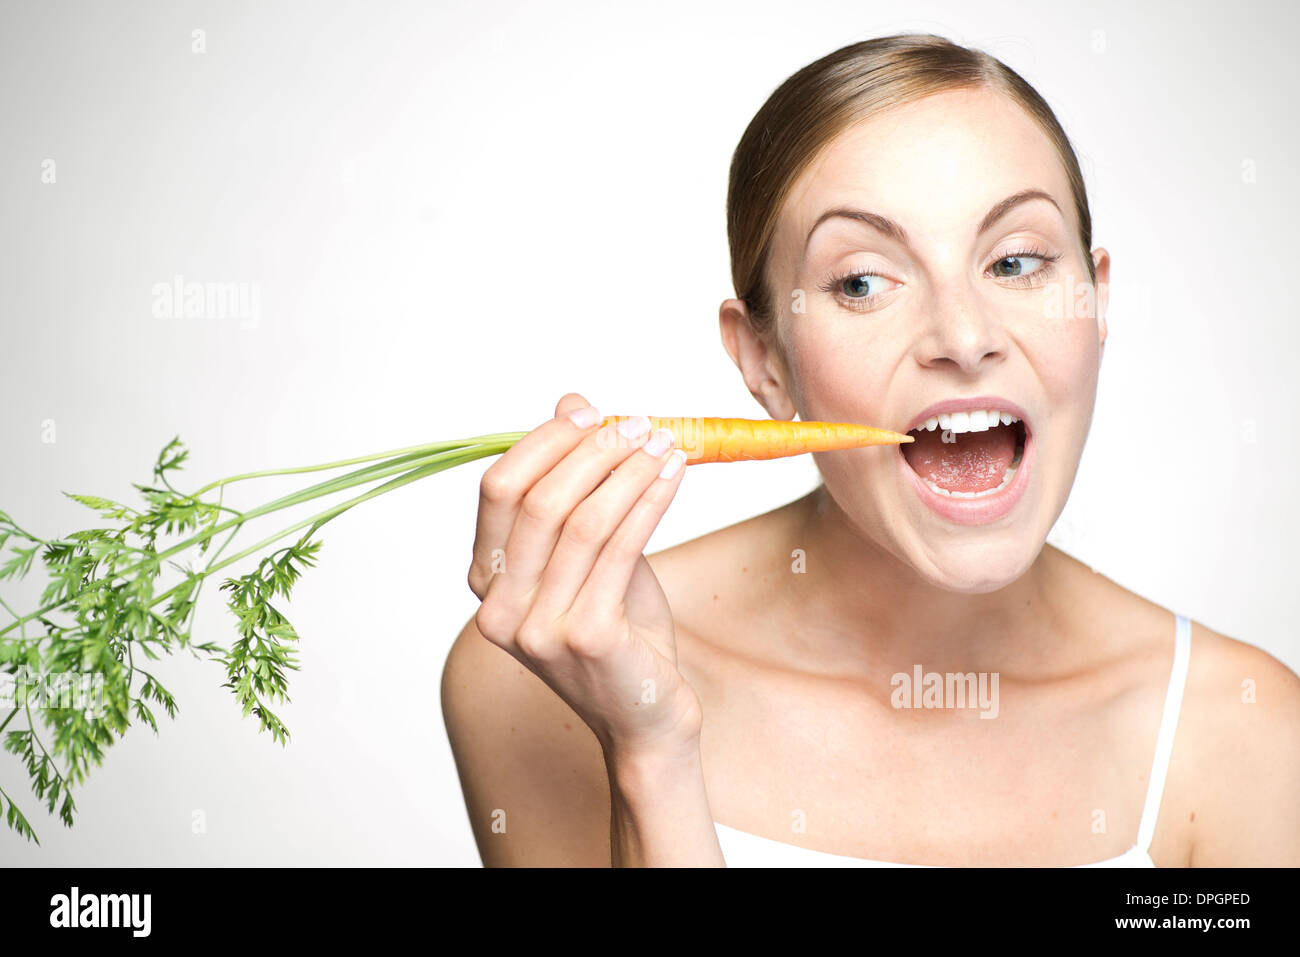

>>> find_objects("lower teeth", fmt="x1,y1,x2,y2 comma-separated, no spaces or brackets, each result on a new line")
924,465,1018,499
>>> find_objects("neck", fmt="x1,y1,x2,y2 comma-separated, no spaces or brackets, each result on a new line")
770,483,1075,677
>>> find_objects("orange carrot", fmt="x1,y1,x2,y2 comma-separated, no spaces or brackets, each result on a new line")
0,416,911,842
600,416,913,464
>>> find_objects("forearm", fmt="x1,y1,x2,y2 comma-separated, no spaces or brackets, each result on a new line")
605,743,726,867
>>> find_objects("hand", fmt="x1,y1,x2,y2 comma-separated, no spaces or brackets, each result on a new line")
467,393,701,759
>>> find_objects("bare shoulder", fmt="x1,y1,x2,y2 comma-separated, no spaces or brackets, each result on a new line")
440,613,612,866
438,498,795,867
1176,617,1300,865
1065,556,1300,865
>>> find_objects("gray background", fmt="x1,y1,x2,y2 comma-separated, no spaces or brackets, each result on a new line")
1,0,1297,865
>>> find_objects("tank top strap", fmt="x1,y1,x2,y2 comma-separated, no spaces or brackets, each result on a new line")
1134,613,1192,852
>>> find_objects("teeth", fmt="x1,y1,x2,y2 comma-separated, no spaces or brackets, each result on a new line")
914,408,1021,435
907,406,1028,499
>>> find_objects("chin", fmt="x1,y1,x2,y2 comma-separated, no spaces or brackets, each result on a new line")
815,399,1079,593
906,534,1042,594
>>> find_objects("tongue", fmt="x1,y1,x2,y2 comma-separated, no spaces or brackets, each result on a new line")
902,425,1017,493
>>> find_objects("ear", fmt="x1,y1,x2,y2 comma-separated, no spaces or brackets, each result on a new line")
1091,247,1110,359
718,298,797,420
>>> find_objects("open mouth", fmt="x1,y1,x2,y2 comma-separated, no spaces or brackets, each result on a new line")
901,407,1027,499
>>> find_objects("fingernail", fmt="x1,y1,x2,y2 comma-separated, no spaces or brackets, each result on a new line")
658,448,687,479
617,414,651,439
642,427,674,457
567,406,601,428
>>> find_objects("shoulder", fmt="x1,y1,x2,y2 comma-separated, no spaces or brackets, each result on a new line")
1021,550,1299,865
1177,618,1300,865
437,498,795,866
440,614,612,866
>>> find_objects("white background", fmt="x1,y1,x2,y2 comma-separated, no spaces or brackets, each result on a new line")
1,0,1297,865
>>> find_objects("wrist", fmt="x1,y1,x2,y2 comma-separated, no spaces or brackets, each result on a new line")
604,736,722,868
598,685,704,768
605,736,703,796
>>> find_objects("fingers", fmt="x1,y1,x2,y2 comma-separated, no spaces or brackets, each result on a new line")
468,394,599,599
468,392,691,661
497,414,659,594
526,426,682,623
572,446,687,620
554,393,590,420
477,414,665,649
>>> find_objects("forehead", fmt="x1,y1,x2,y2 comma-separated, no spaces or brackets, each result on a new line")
778,87,1073,253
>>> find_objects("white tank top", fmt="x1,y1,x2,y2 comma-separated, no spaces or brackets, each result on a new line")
714,614,1192,867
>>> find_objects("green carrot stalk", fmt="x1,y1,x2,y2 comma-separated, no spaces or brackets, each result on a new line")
0,415,909,843
0,430,523,843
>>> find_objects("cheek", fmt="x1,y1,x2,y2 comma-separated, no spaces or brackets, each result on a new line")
1022,311,1102,452
1028,265,1104,396
783,322,901,421
1030,312,1100,397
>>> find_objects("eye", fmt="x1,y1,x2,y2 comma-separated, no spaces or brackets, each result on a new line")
817,266,900,309
988,246,1061,285
990,254,1044,278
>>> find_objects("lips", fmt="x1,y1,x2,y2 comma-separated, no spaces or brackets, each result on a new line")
897,396,1034,524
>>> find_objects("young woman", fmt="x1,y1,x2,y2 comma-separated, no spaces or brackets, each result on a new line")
441,33,1300,867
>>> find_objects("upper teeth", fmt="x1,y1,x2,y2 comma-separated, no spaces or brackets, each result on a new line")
918,409,1020,433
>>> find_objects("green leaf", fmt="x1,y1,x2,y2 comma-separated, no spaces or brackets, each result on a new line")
4,791,40,845
133,699,158,734
62,493,133,520
0,545,38,581
1,429,517,841
154,436,189,477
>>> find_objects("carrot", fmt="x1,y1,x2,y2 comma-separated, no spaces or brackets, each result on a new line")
0,413,911,842
600,416,913,464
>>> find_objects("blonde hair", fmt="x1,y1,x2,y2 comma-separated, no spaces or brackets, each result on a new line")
726,33,1095,335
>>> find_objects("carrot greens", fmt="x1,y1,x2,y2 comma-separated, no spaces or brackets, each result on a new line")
0,415,909,844
0,430,523,843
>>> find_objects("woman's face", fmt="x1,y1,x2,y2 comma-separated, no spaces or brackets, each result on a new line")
727,86,1109,593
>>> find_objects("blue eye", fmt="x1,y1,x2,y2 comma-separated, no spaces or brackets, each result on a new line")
847,273,889,295
989,247,1062,283
839,274,882,298
818,267,897,306
817,245,1064,313
991,254,1042,277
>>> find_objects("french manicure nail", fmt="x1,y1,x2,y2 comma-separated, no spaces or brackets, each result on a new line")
658,448,687,479
642,427,674,457
567,406,601,428
617,414,651,439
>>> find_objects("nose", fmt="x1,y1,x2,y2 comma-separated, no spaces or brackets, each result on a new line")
912,289,1008,375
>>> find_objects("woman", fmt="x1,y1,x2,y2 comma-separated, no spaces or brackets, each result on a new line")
442,33,1300,867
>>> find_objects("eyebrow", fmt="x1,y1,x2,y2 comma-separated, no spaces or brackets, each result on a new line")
802,188,1063,260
